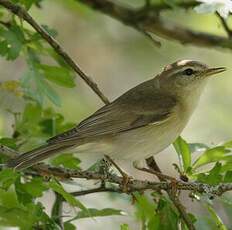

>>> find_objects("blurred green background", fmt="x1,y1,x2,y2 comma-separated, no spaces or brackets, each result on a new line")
0,0,232,229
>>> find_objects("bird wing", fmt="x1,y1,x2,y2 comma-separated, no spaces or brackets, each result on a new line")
48,80,177,144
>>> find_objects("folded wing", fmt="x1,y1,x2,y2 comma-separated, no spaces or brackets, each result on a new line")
48,80,177,144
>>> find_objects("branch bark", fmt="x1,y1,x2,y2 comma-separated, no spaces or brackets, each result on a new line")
31,163,232,197
216,12,232,38
76,0,232,50
71,186,120,197
52,193,64,229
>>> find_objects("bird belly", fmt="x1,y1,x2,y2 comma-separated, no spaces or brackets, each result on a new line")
109,119,184,160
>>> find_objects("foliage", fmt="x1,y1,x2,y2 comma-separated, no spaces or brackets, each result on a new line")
0,0,231,229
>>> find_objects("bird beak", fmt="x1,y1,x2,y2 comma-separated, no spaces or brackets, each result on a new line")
204,67,226,77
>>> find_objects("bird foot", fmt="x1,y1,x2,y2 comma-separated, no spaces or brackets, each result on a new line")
120,171,132,193
104,155,132,193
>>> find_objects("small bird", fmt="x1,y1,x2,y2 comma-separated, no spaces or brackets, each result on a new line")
8,60,226,170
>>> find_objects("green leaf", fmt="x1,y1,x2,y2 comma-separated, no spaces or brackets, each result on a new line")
188,143,209,153
23,177,48,197
223,140,232,148
156,198,179,230
21,103,42,124
173,136,191,172
51,154,81,169
0,24,25,60
12,0,41,10
35,76,61,106
49,180,86,210
0,169,19,190
68,208,125,222
0,138,17,149
121,224,130,230
206,205,227,230
223,171,232,183
134,192,157,221
20,69,41,105
21,49,61,106
192,146,231,169
39,109,75,136
221,162,232,173
134,193,163,229
15,103,43,138
0,201,50,230
38,64,75,88
64,222,76,230
0,185,19,208
0,40,8,56
197,162,223,185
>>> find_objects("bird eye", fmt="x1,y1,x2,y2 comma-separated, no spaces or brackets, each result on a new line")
184,68,194,76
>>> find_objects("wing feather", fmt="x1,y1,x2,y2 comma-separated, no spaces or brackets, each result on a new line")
48,80,177,144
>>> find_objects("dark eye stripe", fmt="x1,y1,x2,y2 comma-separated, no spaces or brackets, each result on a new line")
184,68,194,76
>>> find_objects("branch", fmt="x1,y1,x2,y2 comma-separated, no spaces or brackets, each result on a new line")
216,12,232,38
30,163,232,197
0,145,18,158
144,1,198,12
0,0,109,105
146,157,195,230
71,186,120,197
0,145,231,198
76,0,232,51
51,193,64,229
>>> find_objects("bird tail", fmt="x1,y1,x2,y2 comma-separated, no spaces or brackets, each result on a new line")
7,142,75,170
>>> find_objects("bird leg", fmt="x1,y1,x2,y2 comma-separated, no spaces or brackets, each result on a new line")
98,158,112,177
104,155,131,193
145,157,180,196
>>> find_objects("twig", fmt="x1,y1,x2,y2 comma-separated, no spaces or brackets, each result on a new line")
30,163,232,196
136,27,161,47
0,145,18,158
52,193,64,229
0,0,110,105
146,157,196,230
76,0,232,50
216,12,232,38
71,186,120,196
104,155,128,179
134,165,176,181
143,1,198,12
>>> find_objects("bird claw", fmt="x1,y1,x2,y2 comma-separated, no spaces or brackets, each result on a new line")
104,155,132,193
169,179,179,198
120,172,132,193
